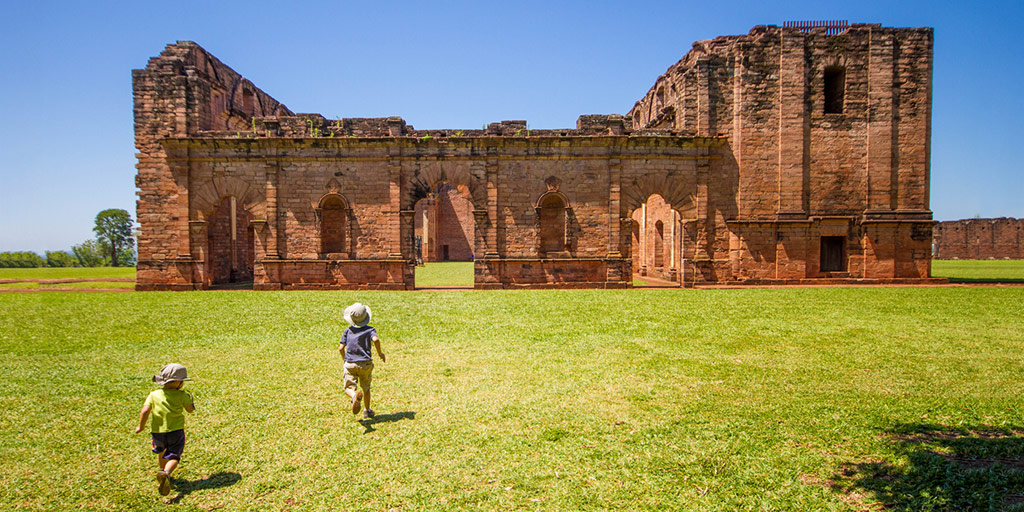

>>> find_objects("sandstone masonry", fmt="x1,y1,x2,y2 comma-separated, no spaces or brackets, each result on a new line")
933,218,1024,260
134,23,940,290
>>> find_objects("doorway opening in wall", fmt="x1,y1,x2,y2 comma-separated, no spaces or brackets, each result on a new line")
208,196,255,290
413,182,475,288
820,236,846,273
630,194,684,288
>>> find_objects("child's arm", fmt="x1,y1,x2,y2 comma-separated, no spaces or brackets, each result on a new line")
134,404,151,433
184,391,196,413
338,342,346,357
373,336,386,363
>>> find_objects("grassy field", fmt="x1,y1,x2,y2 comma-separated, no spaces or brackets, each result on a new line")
1,287,1023,510
415,262,475,288
0,267,136,280
932,259,1024,283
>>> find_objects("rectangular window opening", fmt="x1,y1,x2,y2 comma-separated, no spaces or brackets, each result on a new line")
824,67,845,114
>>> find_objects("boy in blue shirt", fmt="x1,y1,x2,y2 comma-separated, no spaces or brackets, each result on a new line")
135,363,195,496
339,302,386,418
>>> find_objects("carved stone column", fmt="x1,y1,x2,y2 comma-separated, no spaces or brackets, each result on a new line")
170,163,190,259
387,158,403,259
264,161,280,259
485,158,499,257
606,158,622,258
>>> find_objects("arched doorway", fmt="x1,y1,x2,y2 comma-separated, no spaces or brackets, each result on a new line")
630,194,685,287
207,196,254,287
413,182,475,263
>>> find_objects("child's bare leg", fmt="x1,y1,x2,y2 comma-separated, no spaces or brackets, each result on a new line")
163,458,179,475
156,452,168,471
363,387,371,410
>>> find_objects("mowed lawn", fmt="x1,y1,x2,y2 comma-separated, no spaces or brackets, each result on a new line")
2,287,1023,511
0,267,136,280
0,267,136,290
932,259,1024,283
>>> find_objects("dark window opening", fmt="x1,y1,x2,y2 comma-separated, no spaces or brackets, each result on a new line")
824,66,845,114
820,236,845,272
442,245,450,261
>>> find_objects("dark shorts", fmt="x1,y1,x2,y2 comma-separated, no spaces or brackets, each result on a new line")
150,429,186,460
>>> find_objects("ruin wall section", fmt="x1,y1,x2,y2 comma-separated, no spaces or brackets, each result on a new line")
135,27,941,290
133,42,292,289
933,218,1024,260
629,24,936,282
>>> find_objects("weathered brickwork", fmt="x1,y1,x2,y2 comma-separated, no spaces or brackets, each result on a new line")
135,24,939,290
629,23,937,284
933,218,1024,260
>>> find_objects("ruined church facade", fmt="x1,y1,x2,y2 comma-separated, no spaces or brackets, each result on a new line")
134,23,938,290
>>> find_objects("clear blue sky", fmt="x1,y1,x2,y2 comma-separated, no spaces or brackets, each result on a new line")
1,0,1021,253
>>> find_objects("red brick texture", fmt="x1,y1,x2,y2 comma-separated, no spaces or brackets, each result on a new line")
135,25,939,290
629,24,938,285
933,218,1023,260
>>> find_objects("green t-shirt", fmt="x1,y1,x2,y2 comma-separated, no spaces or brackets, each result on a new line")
144,388,194,433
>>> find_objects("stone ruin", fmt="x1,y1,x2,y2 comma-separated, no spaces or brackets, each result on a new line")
134,22,941,289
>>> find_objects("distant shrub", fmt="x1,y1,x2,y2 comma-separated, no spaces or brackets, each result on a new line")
72,240,108,267
45,250,79,267
0,251,46,268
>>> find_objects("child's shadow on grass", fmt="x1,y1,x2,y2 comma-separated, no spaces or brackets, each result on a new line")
360,411,416,434
167,471,241,503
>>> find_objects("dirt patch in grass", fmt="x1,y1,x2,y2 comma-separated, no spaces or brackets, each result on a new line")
800,466,891,511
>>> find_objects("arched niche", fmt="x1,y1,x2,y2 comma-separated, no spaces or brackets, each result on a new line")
316,193,352,258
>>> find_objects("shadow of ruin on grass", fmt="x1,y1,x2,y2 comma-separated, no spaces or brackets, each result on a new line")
805,424,1024,511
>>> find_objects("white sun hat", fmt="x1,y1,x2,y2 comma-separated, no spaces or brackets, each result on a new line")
343,302,372,327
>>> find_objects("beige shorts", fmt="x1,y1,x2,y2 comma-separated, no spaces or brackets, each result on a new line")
343,361,374,394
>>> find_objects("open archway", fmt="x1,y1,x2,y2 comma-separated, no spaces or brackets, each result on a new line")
413,182,475,263
207,196,255,286
630,193,690,287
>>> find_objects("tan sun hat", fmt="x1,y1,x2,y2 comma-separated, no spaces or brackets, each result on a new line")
153,363,193,385
344,302,372,327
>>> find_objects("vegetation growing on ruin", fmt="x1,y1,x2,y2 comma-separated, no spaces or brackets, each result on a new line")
1,287,1022,510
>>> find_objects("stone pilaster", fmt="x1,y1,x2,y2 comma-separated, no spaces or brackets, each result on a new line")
778,29,808,218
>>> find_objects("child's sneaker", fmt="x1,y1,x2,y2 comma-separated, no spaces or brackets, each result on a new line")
351,391,363,415
364,408,375,419
156,471,171,496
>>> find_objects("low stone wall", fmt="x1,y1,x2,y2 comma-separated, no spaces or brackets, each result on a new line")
933,218,1023,260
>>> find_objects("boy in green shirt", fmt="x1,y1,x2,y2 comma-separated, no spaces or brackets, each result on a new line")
134,363,195,496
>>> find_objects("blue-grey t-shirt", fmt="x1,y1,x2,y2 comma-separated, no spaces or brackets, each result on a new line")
341,326,377,362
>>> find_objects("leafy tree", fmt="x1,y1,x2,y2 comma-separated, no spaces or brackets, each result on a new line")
0,251,46,268
72,240,107,267
94,209,135,267
45,250,79,267
117,245,137,267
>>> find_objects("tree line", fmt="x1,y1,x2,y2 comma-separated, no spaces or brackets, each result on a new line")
0,209,137,268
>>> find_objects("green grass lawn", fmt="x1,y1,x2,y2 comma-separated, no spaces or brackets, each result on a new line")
415,261,475,287
1,287,1022,510
0,266,136,280
932,259,1024,283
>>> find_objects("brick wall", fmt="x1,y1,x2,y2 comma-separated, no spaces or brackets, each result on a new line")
934,218,1024,259
134,27,938,290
